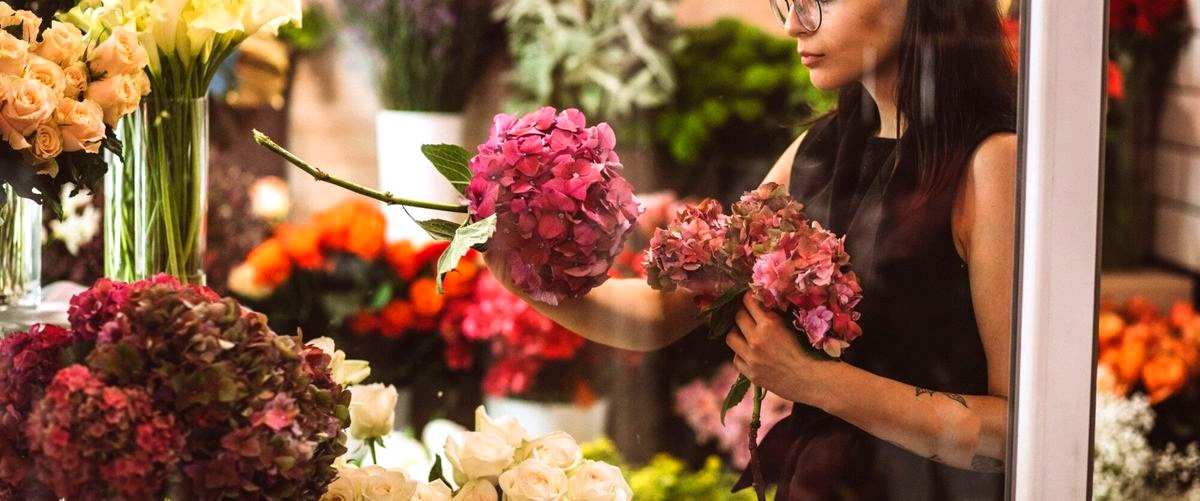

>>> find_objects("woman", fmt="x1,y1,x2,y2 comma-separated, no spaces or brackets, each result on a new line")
486,0,1017,498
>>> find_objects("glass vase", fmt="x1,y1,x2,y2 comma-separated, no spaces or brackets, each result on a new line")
104,97,209,285
0,184,41,311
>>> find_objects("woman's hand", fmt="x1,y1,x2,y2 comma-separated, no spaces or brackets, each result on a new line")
725,294,840,408
482,248,526,300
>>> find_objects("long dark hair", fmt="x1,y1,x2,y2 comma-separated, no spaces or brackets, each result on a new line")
842,0,1018,205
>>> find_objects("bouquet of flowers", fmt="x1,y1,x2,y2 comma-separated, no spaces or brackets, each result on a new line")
0,276,350,499
644,183,863,498
0,1,148,213
256,106,644,306
229,199,484,392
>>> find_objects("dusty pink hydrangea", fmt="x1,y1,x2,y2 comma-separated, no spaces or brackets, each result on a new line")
467,107,643,305
673,363,792,468
643,198,734,300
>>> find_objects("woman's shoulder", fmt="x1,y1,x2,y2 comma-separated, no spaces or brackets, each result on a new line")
760,113,841,188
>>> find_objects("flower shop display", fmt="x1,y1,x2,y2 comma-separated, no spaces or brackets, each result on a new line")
644,183,863,498
674,363,792,469
257,106,644,308
64,0,302,285
0,2,149,311
0,275,350,499
1093,392,1200,500
654,18,835,203
229,199,484,426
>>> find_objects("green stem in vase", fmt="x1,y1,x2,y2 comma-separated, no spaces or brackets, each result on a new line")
253,130,470,214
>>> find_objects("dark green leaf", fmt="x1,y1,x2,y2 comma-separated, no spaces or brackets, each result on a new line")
428,454,451,484
437,215,496,293
369,282,394,310
421,144,472,195
704,286,747,340
721,374,752,425
415,218,462,241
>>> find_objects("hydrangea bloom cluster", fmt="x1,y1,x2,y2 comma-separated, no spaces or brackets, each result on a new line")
644,183,864,357
25,365,184,500
467,106,643,306
0,324,76,489
0,275,351,499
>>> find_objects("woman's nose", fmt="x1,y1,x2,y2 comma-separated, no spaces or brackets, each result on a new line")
783,4,809,38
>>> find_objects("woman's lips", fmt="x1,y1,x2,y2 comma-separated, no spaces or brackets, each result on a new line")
800,53,825,67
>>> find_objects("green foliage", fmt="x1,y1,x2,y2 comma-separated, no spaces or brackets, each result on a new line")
278,4,335,53
581,438,770,500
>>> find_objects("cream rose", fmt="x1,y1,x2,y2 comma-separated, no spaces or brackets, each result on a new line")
227,262,273,300
306,336,371,386
498,459,569,501
25,55,67,95
0,32,29,76
55,98,105,154
521,432,582,471
88,27,149,77
31,122,62,161
62,62,88,99
0,77,56,150
445,431,516,481
85,74,140,126
36,21,86,67
14,9,38,43
566,461,632,501
320,469,364,501
358,466,417,500
454,479,499,501
348,383,397,440
412,480,453,501
474,405,529,449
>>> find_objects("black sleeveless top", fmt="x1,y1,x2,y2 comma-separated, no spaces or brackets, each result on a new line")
734,92,1015,500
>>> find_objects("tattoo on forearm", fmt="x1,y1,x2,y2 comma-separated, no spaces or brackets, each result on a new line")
970,455,1004,473
914,386,970,408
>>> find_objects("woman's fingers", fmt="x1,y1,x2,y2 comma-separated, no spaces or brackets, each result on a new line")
743,293,781,325
735,308,756,335
726,326,750,357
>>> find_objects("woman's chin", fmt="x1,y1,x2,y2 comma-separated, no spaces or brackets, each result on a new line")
807,70,848,92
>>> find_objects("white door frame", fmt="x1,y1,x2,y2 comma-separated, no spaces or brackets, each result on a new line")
1009,0,1108,498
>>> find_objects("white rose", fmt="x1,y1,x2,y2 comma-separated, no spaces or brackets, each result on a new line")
321,469,364,501
566,461,631,501
306,336,371,386
36,21,86,67
474,405,529,449
31,122,62,162
412,480,453,501
62,62,88,99
88,26,149,77
0,32,29,76
445,431,515,481
227,262,273,299
84,74,140,126
349,383,398,440
25,55,66,95
0,77,56,150
55,98,105,154
453,479,499,501
521,432,582,472
498,459,569,501
250,175,291,221
358,466,417,500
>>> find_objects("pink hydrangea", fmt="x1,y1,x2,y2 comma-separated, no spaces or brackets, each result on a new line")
673,363,792,468
643,198,734,300
467,107,643,306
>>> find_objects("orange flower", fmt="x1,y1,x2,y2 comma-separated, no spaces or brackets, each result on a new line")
349,312,380,335
442,257,480,298
379,300,415,338
314,200,386,260
414,241,452,272
386,241,419,280
1096,361,1129,397
278,223,323,269
1143,353,1188,404
1124,297,1159,324
1114,324,1150,383
410,278,444,317
1170,301,1196,329
1098,311,1126,348
245,238,292,288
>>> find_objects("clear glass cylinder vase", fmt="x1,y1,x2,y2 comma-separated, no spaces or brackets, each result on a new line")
0,184,41,311
104,97,209,285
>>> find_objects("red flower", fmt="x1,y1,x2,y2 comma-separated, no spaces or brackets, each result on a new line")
1110,0,1185,37
483,357,542,397
1107,61,1126,101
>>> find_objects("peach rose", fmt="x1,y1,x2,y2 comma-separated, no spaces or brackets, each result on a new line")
36,21,86,67
0,77,57,150
31,122,62,161
63,62,88,99
85,74,140,126
88,27,149,77
0,7,39,44
0,32,29,76
55,98,105,154
25,55,66,95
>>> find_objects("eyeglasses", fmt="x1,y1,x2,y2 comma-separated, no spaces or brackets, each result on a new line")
769,0,823,33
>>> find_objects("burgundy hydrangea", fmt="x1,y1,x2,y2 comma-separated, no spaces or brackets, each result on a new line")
467,106,643,305
25,365,184,501
0,324,77,489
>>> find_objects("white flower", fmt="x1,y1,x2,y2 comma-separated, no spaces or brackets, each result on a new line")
445,431,516,482
306,336,371,387
521,431,582,471
412,479,453,501
349,383,398,440
566,460,631,501
475,405,529,449
227,263,272,300
498,458,569,501
250,175,290,221
241,0,302,36
321,468,364,501
48,185,100,256
453,479,499,501
358,466,417,500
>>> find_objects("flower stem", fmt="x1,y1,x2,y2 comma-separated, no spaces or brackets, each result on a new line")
750,385,767,501
369,438,379,465
252,130,470,214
